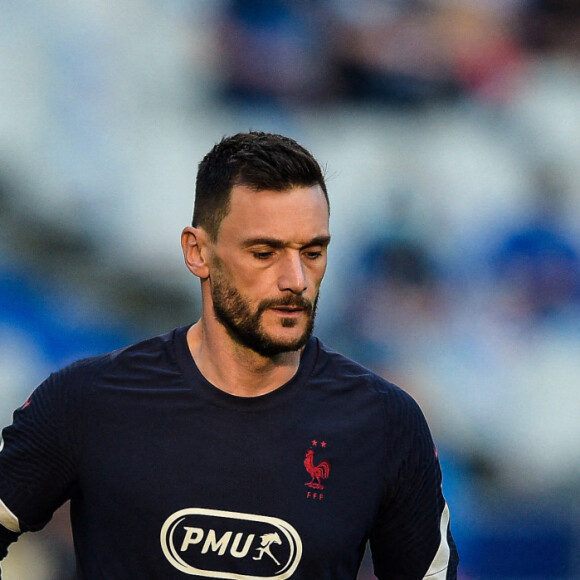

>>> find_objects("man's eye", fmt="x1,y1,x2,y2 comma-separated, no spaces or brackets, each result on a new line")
304,250,323,260
253,252,274,260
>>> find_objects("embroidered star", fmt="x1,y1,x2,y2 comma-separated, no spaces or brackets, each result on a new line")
321,441,327,448
312,440,318,446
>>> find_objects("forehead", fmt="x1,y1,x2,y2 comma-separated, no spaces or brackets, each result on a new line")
218,184,330,243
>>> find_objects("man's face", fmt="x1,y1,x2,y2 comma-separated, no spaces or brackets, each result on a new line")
207,184,330,357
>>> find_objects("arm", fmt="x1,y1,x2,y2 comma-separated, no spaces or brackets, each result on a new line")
0,503,20,559
370,395,459,579
0,369,80,572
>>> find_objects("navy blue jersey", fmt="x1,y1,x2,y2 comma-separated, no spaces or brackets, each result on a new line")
0,326,458,579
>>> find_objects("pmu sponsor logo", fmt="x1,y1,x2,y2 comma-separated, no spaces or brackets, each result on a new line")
160,507,302,579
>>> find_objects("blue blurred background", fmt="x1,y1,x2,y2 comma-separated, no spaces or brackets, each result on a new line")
1,1,580,578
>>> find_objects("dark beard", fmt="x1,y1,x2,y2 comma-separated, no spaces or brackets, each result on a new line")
211,274,318,357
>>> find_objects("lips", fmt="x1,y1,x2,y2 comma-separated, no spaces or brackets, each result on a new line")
271,306,304,315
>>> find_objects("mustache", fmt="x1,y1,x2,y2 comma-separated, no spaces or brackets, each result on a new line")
258,295,314,313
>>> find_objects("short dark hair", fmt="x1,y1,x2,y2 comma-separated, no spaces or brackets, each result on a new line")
193,132,328,241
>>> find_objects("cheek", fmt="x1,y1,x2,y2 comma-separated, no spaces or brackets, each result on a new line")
233,273,276,306
235,269,270,293
212,255,252,287
308,263,327,289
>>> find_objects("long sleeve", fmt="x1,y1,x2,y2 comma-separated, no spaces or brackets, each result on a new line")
0,501,20,562
0,368,81,567
370,394,459,579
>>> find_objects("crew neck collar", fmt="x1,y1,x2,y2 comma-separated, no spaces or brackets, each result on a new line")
173,325,319,411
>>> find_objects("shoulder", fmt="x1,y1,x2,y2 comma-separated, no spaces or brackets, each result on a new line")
311,338,423,415
310,338,436,463
44,326,186,394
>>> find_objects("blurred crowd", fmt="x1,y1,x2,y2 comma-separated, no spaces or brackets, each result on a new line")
2,0,580,578
215,0,579,109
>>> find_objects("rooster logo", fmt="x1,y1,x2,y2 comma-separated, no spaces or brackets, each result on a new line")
304,449,331,490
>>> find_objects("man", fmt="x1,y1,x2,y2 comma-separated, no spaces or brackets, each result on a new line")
0,132,458,578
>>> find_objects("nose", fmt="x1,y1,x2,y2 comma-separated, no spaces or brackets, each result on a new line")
278,251,307,294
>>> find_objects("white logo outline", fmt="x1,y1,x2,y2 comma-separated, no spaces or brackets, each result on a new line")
160,507,302,579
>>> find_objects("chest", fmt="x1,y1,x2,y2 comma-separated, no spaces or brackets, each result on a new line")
76,389,390,577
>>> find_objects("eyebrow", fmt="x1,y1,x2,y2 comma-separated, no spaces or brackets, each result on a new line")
242,235,331,250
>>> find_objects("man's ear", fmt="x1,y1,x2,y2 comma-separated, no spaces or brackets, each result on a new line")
181,226,210,279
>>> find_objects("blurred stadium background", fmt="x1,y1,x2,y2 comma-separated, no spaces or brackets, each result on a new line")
1,1,580,578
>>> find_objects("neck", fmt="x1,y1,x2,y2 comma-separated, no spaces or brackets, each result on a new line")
186,320,302,397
